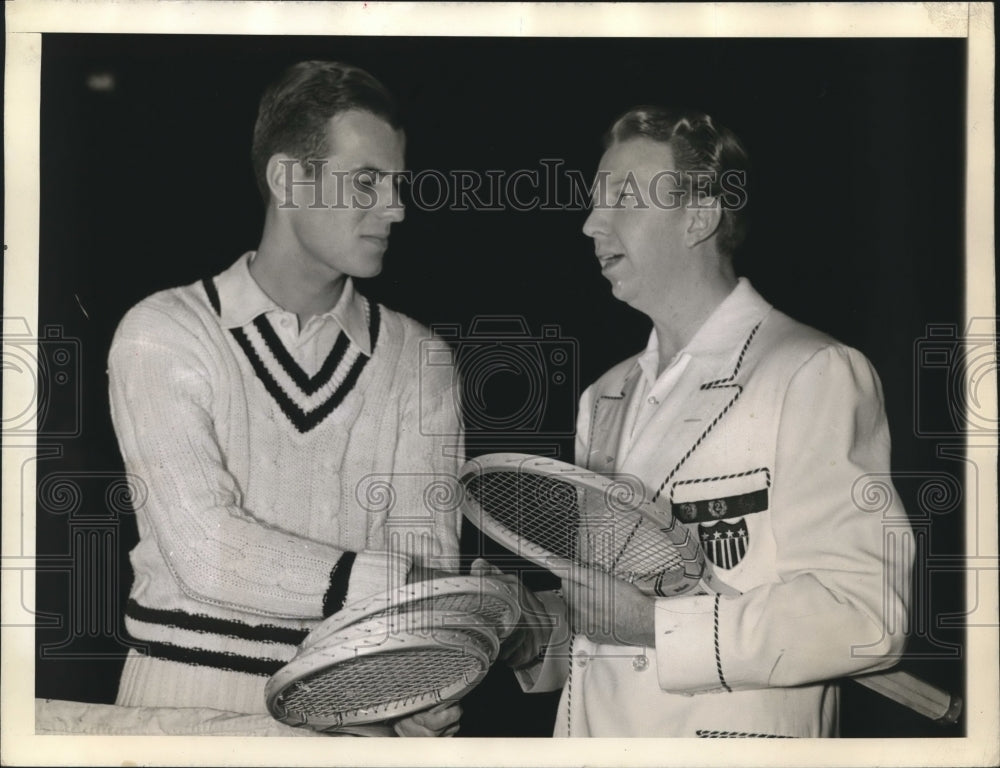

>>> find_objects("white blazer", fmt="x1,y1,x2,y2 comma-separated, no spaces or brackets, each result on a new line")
521,280,912,738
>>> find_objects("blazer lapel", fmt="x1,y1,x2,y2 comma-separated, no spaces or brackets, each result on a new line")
583,365,639,473
620,353,743,504
619,281,773,505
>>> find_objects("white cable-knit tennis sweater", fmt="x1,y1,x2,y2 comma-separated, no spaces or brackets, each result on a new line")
108,255,462,714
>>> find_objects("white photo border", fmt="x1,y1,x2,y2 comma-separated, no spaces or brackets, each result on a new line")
3,3,996,767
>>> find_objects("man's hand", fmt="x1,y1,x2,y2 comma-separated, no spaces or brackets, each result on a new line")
392,702,462,737
563,566,655,647
407,563,457,584
470,558,554,669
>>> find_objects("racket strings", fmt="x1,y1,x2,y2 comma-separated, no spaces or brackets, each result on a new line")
467,471,687,582
367,593,516,632
280,644,489,718
268,579,512,729
467,471,580,560
575,484,688,579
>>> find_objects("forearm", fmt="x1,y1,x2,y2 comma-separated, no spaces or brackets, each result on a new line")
110,326,409,618
655,346,911,693
654,571,907,694
130,493,407,619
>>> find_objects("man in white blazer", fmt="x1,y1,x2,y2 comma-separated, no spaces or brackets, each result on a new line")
501,106,912,737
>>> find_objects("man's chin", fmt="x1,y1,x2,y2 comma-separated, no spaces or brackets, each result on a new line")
609,279,631,302
352,263,384,280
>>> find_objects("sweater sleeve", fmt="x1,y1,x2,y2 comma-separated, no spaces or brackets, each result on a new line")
653,345,912,693
382,331,463,573
108,302,407,620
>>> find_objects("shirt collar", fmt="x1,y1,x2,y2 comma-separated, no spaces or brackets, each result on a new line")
682,277,771,356
635,329,663,386
214,252,373,355
632,277,770,382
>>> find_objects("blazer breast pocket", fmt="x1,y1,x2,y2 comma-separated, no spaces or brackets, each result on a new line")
669,469,771,571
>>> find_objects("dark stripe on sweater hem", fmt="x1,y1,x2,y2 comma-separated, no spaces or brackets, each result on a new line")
126,598,309,645
135,640,284,677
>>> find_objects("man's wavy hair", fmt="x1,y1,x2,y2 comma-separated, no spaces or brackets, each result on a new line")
604,106,750,257
251,61,401,202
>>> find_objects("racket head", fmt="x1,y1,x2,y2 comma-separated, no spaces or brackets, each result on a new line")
300,575,521,652
459,453,708,596
266,611,498,731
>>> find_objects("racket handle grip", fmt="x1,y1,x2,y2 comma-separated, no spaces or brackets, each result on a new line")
852,669,962,724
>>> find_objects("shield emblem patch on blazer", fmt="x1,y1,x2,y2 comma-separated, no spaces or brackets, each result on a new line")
699,518,749,570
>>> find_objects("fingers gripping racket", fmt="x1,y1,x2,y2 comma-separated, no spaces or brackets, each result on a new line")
459,453,961,725
266,576,520,732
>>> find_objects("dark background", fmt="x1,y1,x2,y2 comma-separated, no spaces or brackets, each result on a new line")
34,34,967,737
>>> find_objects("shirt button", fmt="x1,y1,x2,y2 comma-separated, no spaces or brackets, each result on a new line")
647,396,658,405
632,654,649,672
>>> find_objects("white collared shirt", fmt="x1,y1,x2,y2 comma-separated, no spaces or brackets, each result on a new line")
215,252,371,376
614,278,755,462
617,334,691,459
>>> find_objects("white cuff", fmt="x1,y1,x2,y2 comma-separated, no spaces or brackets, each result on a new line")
654,593,727,693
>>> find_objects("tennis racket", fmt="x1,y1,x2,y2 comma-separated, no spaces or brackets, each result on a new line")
301,574,521,648
459,452,734,597
458,453,962,724
266,575,519,732
266,610,498,732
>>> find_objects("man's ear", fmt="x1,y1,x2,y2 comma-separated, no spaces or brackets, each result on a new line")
684,200,722,248
265,153,300,209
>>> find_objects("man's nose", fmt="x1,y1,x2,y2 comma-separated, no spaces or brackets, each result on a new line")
382,200,405,223
582,209,602,239
378,178,405,223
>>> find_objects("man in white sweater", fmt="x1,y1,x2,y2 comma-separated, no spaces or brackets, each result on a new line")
495,106,912,736
108,61,463,736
